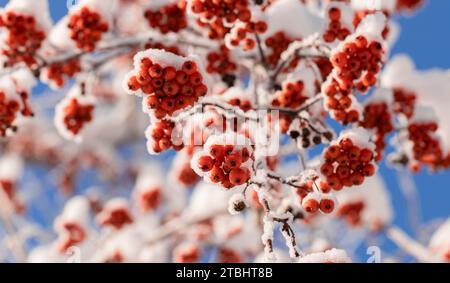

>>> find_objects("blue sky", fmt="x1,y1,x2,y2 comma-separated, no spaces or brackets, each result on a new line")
1,0,449,261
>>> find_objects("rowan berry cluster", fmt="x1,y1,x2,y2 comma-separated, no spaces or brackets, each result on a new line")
42,58,82,89
301,192,337,214
147,119,183,154
97,200,134,230
176,161,200,186
68,6,109,51
0,90,32,137
144,2,188,34
324,33,384,124
319,131,376,191
336,200,364,226
0,179,24,213
323,6,352,43
264,31,294,67
206,45,237,76
137,186,162,212
407,121,449,170
360,101,394,161
227,20,268,52
126,51,207,119
393,87,416,118
190,0,252,27
57,96,95,137
289,121,333,149
0,11,46,68
192,136,254,189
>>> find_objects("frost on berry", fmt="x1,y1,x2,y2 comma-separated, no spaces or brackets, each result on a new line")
54,85,96,142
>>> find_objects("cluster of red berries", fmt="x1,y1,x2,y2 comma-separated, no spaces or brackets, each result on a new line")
336,200,364,226
144,2,187,34
330,35,384,93
196,18,230,40
301,192,336,214
137,187,162,213
323,6,352,43
0,11,46,68
323,79,360,125
98,204,134,230
290,123,333,149
0,89,33,137
407,122,450,170
128,58,207,119
320,138,376,191
228,21,268,52
43,58,81,88
57,222,86,253
191,0,252,27
147,119,184,154
195,144,253,189
61,97,94,136
360,102,394,161
264,31,294,67
353,10,389,39
396,0,424,12
176,161,200,186
272,80,308,109
68,6,109,51
206,45,237,76
393,88,416,118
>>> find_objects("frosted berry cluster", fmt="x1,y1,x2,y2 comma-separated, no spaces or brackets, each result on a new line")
54,87,95,141
323,6,352,43
264,31,294,67
392,87,416,118
190,0,253,35
0,11,46,68
126,50,208,119
336,200,364,226
97,199,134,230
144,2,188,34
191,134,254,189
353,10,389,39
42,58,81,89
360,92,394,161
137,186,162,213
68,6,109,51
146,119,184,154
319,129,377,191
